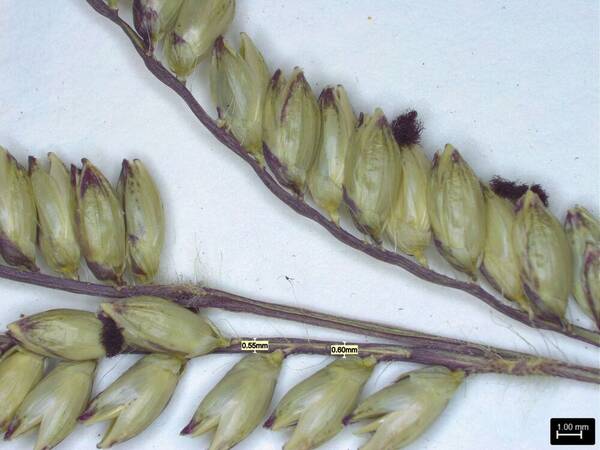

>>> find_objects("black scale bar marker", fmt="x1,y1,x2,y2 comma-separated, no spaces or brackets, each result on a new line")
551,418,595,445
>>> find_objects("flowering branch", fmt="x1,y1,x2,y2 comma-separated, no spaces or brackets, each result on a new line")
220,338,600,384
1,264,599,384
84,0,600,348
0,264,513,350
1,330,598,384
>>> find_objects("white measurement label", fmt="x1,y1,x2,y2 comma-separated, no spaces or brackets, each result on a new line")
330,343,359,357
240,339,270,352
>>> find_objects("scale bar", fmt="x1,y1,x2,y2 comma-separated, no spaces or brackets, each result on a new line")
556,431,583,439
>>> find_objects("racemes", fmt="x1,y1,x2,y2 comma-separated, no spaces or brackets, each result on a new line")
0,149,165,285
2,299,469,450
123,0,600,335
2,1,589,448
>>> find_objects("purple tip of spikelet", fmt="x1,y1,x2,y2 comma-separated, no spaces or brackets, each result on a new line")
9,317,31,334
376,113,389,128
27,156,38,173
391,110,424,146
180,420,197,436
4,420,19,440
318,86,335,106
565,209,581,228
292,67,307,84
263,414,276,429
70,164,79,189
489,176,549,207
342,414,353,426
120,158,131,177
172,32,186,45
214,35,225,53
270,69,282,87
118,159,131,190
98,312,124,357
79,159,103,193
78,408,95,422
357,112,365,127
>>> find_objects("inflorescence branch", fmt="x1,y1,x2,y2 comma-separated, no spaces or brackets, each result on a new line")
0,264,598,384
84,0,600,348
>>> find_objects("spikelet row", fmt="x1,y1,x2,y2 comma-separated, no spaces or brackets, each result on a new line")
128,0,599,327
1,297,463,450
206,37,598,327
0,149,165,284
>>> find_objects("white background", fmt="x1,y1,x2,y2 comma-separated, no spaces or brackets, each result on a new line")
1,1,599,449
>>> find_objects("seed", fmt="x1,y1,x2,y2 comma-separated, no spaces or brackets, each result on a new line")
480,186,530,313
0,146,37,271
513,189,572,320
565,206,600,327
582,243,600,328
428,144,486,278
343,109,401,243
307,85,356,224
265,356,375,450
263,68,321,195
119,159,165,284
101,296,230,357
5,360,96,450
384,142,431,266
79,353,185,448
0,347,45,431
347,366,464,450
210,33,270,163
75,159,126,284
8,309,108,361
182,351,283,449
29,153,80,279
164,0,236,81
